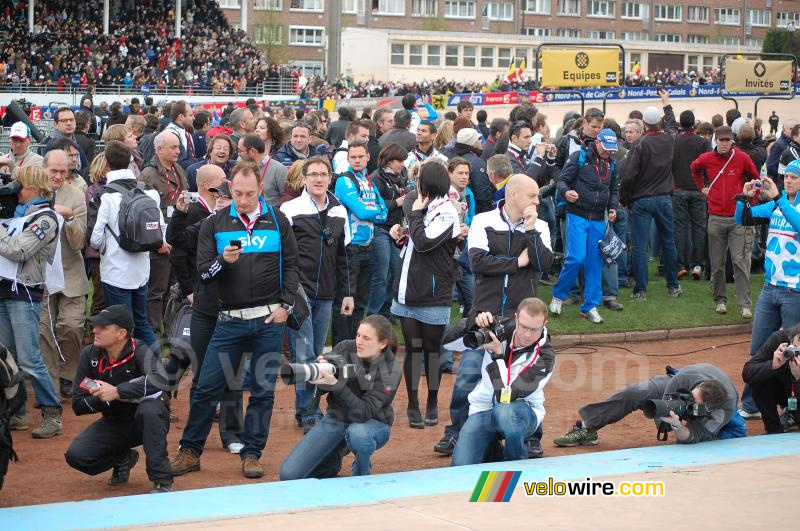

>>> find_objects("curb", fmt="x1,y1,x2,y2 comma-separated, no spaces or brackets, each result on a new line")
550,323,752,348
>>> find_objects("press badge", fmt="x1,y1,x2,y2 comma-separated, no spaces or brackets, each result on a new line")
500,386,512,404
788,397,797,412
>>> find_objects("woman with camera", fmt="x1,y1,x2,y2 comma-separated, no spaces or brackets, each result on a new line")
278,315,402,479
389,160,464,428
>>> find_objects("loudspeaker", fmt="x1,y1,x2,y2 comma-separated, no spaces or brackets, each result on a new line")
3,101,45,143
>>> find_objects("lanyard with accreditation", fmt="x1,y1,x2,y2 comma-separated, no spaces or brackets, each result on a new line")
500,339,541,404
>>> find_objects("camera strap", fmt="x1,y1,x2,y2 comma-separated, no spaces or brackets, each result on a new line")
506,339,541,387
656,422,670,442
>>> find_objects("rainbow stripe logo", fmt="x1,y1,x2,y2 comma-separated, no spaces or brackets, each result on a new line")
469,471,522,502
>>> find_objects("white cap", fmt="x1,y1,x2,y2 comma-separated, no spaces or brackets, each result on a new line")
731,117,747,135
9,121,30,140
456,128,481,147
642,107,661,125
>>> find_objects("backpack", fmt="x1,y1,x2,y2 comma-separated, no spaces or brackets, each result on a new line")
104,181,164,253
0,345,24,491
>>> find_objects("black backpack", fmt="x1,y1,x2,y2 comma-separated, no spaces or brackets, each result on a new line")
104,181,164,253
0,345,24,490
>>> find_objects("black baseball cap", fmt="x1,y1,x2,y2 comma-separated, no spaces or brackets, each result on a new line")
90,305,134,333
208,181,231,198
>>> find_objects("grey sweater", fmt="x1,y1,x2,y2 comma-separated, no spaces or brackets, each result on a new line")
260,156,289,206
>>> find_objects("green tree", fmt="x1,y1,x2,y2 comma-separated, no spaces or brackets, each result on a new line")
252,9,289,65
762,28,800,59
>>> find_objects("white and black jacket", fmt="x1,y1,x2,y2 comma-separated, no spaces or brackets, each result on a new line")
280,189,355,301
393,193,461,307
467,201,553,320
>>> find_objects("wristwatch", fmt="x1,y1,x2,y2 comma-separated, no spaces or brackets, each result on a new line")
281,303,294,313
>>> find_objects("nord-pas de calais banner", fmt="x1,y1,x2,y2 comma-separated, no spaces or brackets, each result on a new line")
541,48,620,88
725,59,794,94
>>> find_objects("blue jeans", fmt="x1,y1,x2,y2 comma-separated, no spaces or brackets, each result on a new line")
367,227,399,317
102,282,160,354
451,401,539,465
0,299,60,412
288,297,333,422
630,195,679,293
552,213,605,313
279,415,391,479
741,283,800,412
443,348,485,438
332,245,372,345
179,314,285,460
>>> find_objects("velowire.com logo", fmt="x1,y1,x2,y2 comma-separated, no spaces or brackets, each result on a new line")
469,471,522,502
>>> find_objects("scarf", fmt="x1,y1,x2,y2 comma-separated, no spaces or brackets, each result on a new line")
14,196,47,218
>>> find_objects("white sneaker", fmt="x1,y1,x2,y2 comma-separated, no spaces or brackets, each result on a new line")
549,297,563,315
715,303,727,315
580,307,604,324
741,308,753,320
738,409,762,420
227,442,244,454
691,266,702,279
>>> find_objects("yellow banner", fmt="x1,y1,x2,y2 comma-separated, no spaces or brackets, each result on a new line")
725,59,793,94
541,48,620,88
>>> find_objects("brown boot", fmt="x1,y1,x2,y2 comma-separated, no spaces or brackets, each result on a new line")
170,448,201,476
242,456,264,478
32,406,63,438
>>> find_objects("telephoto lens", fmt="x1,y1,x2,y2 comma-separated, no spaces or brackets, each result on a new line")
279,362,335,385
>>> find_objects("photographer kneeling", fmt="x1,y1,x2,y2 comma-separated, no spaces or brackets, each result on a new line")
554,363,740,447
451,298,556,466
742,325,800,433
279,315,402,480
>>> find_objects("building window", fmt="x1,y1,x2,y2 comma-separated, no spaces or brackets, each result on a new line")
687,6,708,23
289,62,324,76
717,36,740,46
255,0,282,9
487,2,514,20
515,48,528,65
411,0,437,16
481,46,494,67
587,30,615,39
522,27,550,36
463,45,477,67
342,0,360,13
620,2,642,19
217,0,241,8
687,34,709,44
557,0,580,16
289,26,324,45
654,4,680,22
253,24,282,44
391,43,404,64
587,1,614,18
557,28,580,37
777,12,800,28
373,0,404,15
427,45,441,65
715,8,740,25
687,55,699,73
747,9,770,27
525,0,550,14
621,31,646,40
446,45,459,66
444,0,476,17
409,44,423,65
655,33,681,43
745,38,762,48
497,47,512,68
290,0,323,11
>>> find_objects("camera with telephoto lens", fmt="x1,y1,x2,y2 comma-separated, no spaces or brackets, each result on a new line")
784,345,800,360
463,317,507,350
642,392,710,420
0,175,20,219
280,353,356,385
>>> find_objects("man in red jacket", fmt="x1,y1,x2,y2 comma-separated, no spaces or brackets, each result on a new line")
691,126,759,318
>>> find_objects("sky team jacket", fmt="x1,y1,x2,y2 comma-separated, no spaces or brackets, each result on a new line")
197,196,299,310
334,168,388,246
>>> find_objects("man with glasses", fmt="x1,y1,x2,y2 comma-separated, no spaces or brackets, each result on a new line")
0,121,43,174
690,125,759,318
43,107,89,176
451,298,556,465
281,156,355,431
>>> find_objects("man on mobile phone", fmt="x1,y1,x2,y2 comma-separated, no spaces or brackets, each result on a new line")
65,305,173,493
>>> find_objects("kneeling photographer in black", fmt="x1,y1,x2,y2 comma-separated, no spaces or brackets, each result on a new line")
64,305,172,493
742,325,800,433
554,363,740,447
279,315,402,480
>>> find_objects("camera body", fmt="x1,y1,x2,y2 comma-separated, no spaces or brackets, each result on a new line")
463,316,507,350
784,345,800,360
280,353,357,385
643,392,709,420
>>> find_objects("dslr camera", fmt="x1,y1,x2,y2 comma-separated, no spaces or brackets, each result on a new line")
280,353,356,385
642,392,710,421
463,316,507,350
784,345,800,360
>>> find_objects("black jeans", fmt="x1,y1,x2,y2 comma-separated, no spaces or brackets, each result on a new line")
332,244,372,345
65,398,172,484
671,190,706,270
750,377,800,434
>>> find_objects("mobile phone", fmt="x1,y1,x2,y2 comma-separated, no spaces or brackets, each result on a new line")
186,192,199,203
230,239,242,248
80,377,100,392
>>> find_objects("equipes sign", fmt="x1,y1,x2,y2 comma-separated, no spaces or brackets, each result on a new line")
541,48,620,88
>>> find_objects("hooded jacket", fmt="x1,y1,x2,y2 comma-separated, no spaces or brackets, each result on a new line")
557,144,619,221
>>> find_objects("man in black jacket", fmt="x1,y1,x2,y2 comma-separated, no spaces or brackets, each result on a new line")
453,128,493,214
171,161,299,480
767,118,797,183
65,305,172,493
742,326,800,434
